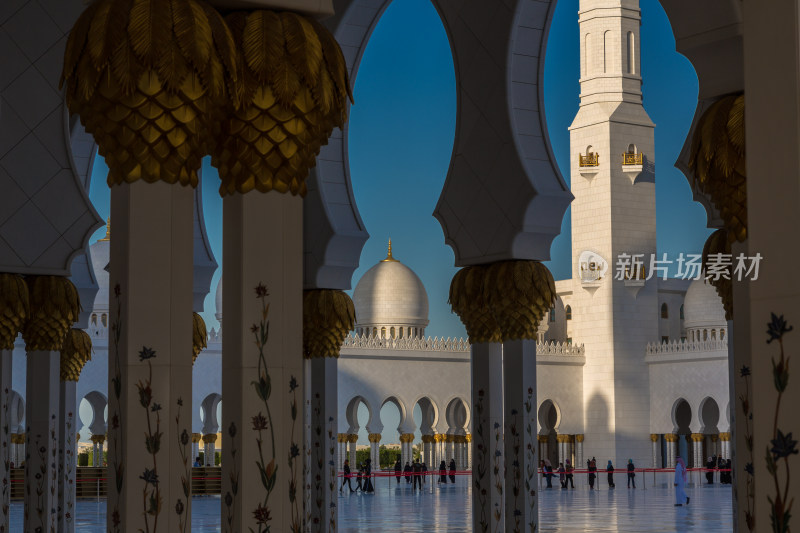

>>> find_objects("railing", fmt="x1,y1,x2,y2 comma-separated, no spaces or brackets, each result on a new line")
8,467,226,500
622,152,643,165
578,152,599,167
646,339,728,355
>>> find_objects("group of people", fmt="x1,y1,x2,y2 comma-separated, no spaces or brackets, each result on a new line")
539,457,637,490
340,457,459,493
705,456,732,484
393,458,458,489
339,458,375,493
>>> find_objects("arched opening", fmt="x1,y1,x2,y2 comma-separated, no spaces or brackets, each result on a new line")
538,399,560,467
680,304,684,320
661,303,668,319
700,397,720,434
672,398,693,466
565,305,572,320
413,397,439,468
380,396,408,464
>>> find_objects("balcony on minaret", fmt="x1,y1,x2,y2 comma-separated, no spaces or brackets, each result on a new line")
621,148,644,183
623,264,647,297
578,151,599,180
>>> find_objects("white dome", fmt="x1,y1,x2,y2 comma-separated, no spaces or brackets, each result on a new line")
215,276,223,322
352,244,429,333
683,279,726,329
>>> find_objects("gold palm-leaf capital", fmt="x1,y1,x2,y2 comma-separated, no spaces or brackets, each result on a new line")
0,273,30,350
449,265,501,344
61,328,93,381
689,93,747,243
61,0,239,188
213,9,352,197
303,289,355,358
484,260,554,341
192,312,208,364
23,276,81,352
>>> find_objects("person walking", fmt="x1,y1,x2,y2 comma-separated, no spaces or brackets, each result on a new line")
438,460,447,484
674,456,690,506
558,462,566,489
449,458,457,484
627,459,636,488
355,463,364,492
544,459,554,488
394,459,402,485
341,459,353,492
412,460,422,490
421,461,428,484
706,456,715,484
404,461,412,483
588,458,596,490
606,460,615,488
565,459,575,488
363,459,375,493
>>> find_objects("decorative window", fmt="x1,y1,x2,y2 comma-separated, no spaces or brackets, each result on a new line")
627,31,635,74
660,303,668,319
565,305,572,320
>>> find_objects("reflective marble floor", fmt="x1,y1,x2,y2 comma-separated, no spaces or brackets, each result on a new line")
9,475,733,531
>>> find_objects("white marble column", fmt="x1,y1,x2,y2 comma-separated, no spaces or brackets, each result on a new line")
466,435,472,470
348,435,357,467
108,181,194,532
422,436,432,467
691,434,703,469
445,436,454,465
651,434,659,468
220,192,303,532
308,356,338,531
58,380,78,533
192,434,201,464
575,435,584,473
24,349,60,532
471,342,504,532
203,434,217,466
503,339,538,532
0,349,11,532
337,435,347,471
665,435,677,468
538,436,548,466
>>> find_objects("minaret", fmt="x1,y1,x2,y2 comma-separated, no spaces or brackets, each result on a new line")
569,0,658,466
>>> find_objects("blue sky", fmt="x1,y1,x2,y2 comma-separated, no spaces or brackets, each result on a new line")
89,0,708,349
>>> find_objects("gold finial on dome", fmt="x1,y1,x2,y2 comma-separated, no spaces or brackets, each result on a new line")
382,239,398,262
99,217,110,241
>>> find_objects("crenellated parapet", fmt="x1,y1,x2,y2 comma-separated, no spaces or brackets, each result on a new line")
645,339,728,356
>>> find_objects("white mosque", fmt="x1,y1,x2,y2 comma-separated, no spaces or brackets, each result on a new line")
6,225,729,475
6,0,731,476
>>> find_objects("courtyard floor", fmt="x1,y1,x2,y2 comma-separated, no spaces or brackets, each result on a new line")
9,475,733,531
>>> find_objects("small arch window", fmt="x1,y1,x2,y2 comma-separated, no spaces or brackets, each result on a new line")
703,329,708,341
549,307,555,322
679,304,684,320
720,329,725,340
390,327,395,338
711,329,716,340
91,314,97,326
372,327,377,337
101,314,108,327
565,305,572,320
660,303,668,319
381,327,386,338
